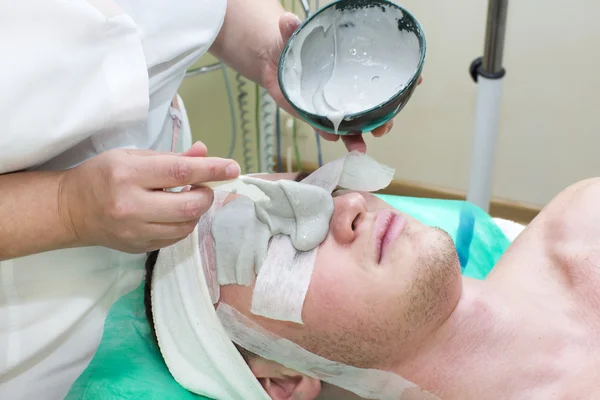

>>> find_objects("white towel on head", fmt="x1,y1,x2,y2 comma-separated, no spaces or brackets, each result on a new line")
151,227,269,400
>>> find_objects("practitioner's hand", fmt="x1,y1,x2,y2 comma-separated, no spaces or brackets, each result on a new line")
261,13,423,153
58,142,241,253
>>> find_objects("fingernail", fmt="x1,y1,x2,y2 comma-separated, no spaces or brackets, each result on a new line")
288,12,302,23
284,12,301,29
226,162,241,178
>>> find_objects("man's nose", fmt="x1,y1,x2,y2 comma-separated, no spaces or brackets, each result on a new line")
329,192,367,244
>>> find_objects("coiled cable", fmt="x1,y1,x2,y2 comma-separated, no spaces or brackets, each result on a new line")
254,84,262,172
236,72,254,173
260,88,276,173
221,64,237,159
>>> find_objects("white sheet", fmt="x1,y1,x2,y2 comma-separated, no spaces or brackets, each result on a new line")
493,218,526,242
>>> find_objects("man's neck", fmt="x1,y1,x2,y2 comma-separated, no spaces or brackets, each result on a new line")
394,278,574,399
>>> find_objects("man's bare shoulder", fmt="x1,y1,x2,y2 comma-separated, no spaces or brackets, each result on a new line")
530,178,600,295
488,179,600,398
492,178,600,288
537,178,600,248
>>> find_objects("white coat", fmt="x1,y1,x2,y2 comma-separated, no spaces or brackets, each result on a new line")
0,0,227,398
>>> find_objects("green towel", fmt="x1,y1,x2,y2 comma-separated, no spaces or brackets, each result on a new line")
66,195,510,400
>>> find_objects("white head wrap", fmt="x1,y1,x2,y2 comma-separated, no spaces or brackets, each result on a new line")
151,225,269,399
151,155,432,399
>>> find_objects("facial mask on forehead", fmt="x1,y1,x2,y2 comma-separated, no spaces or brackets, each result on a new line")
240,176,334,252
211,178,334,287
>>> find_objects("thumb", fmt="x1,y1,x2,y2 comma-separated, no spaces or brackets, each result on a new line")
279,12,302,44
180,141,208,157
342,135,367,153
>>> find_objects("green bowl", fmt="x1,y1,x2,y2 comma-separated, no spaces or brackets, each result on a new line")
278,0,426,136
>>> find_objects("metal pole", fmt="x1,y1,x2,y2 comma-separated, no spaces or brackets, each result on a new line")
481,0,508,75
466,0,508,212
300,0,310,18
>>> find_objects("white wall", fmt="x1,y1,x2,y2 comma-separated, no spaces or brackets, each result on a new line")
181,0,600,207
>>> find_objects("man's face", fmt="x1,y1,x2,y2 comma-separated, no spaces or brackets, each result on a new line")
218,174,462,371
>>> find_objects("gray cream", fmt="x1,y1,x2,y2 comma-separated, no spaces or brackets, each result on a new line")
211,177,334,286
210,151,396,293
281,4,421,133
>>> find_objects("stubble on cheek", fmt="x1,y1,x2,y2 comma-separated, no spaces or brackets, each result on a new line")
297,268,405,370
402,228,460,333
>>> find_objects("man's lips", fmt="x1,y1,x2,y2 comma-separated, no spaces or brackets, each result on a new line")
374,210,405,263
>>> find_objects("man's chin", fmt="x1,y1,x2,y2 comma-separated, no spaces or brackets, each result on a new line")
406,229,462,326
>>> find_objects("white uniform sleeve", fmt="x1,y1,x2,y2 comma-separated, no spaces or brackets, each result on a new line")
0,0,149,174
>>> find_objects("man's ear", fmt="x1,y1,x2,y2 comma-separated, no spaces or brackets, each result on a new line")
247,357,321,400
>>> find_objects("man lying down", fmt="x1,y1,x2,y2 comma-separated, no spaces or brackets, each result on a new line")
144,151,600,400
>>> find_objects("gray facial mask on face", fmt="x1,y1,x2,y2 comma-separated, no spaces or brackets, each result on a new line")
211,151,395,323
211,178,334,286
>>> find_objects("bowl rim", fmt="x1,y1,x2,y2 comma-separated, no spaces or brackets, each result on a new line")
277,0,427,128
